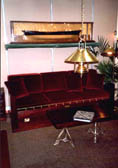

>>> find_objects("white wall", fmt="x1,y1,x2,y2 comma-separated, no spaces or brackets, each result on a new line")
94,0,117,44
117,1,118,36
1,0,118,111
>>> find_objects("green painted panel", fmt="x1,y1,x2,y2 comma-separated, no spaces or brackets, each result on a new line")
5,42,99,50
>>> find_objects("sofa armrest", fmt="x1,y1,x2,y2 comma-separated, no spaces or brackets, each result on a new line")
10,96,19,130
104,83,114,100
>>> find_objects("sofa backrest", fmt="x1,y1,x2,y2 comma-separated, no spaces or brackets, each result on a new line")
41,71,67,92
5,69,104,98
7,73,43,96
24,75,43,93
65,69,104,91
86,69,104,89
66,71,83,92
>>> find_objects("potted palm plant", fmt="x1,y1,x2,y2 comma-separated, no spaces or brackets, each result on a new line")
96,36,118,115
96,36,118,84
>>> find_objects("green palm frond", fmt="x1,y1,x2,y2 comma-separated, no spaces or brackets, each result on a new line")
96,60,114,83
96,36,118,83
98,36,110,54
114,64,118,82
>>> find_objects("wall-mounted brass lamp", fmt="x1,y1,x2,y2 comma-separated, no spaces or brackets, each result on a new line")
101,47,116,57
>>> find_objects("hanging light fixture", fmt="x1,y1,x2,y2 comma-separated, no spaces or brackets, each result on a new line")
65,47,98,74
64,0,98,76
101,46,115,57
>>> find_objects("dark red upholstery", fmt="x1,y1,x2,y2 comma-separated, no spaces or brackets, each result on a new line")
41,71,67,92
44,91,83,104
5,78,29,98
86,69,104,89
78,89,109,101
5,69,111,131
66,71,83,92
16,93,50,108
24,75,43,93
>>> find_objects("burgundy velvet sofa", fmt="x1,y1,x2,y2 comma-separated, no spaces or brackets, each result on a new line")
5,69,111,132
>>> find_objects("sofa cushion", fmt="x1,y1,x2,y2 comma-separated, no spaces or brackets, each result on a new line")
78,89,110,102
66,72,83,92
44,91,83,104
16,93,50,108
86,69,104,89
24,75,43,93
41,71,67,92
5,78,29,98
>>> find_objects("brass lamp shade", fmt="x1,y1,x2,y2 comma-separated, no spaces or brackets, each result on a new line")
65,48,98,75
65,48,98,64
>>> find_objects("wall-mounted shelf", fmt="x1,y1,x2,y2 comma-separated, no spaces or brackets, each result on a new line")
5,42,99,50
6,21,99,50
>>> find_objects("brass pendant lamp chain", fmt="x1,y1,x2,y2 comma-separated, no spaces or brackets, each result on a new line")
80,0,87,49
78,0,84,48
81,0,84,38
79,0,86,48
64,0,98,76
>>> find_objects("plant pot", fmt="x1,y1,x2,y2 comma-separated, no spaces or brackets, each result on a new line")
104,82,115,116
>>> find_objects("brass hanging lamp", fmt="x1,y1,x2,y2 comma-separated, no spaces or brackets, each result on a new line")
64,0,98,76
65,48,98,74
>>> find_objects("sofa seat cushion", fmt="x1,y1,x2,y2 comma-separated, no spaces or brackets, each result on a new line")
66,72,83,92
16,93,50,108
79,89,110,102
44,91,83,104
5,78,29,98
41,71,67,92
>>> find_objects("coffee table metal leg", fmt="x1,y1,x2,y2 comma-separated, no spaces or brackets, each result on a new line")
54,128,75,147
88,122,104,143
